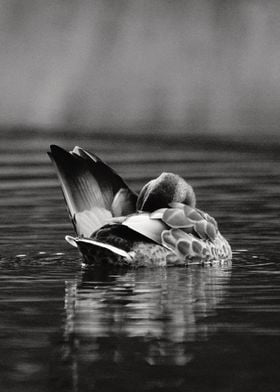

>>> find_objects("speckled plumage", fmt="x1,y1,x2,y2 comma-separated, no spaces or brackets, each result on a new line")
49,145,232,267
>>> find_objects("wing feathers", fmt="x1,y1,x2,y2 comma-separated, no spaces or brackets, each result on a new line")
162,203,218,242
111,188,137,217
74,209,112,237
65,236,132,260
49,145,137,236
122,213,168,244
161,228,209,261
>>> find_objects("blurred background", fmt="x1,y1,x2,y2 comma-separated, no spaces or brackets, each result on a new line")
1,0,280,135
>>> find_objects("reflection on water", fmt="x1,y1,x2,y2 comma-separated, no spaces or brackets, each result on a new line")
0,130,280,391
64,264,231,365
59,264,231,391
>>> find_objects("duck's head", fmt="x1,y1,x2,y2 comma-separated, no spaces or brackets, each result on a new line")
136,172,196,212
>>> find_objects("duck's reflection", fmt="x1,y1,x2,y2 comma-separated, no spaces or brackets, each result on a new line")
63,263,231,371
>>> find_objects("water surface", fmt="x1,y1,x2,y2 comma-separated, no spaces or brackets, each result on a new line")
0,130,280,392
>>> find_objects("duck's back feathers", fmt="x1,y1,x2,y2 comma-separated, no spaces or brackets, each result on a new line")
158,202,218,242
122,203,231,263
49,145,137,236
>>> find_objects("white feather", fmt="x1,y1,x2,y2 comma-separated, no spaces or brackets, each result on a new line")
65,236,132,260
122,213,167,244
75,208,112,237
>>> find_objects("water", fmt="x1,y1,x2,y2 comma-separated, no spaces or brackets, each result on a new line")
0,129,280,392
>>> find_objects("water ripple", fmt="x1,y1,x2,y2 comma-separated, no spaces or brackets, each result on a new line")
1,131,280,391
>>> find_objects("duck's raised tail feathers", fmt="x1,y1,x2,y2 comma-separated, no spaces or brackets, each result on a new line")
49,145,137,237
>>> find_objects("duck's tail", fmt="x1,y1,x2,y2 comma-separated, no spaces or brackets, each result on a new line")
48,145,137,237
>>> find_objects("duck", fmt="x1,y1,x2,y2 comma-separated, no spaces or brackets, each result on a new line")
48,145,232,267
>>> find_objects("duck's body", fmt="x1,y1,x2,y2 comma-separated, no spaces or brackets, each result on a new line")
49,145,232,267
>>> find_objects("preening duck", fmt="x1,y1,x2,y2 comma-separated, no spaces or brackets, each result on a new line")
48,145,232,267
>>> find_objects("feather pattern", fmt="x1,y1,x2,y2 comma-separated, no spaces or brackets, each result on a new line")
119,203,231,263
49,145,232,266
49,145,137,236
66,204,231,265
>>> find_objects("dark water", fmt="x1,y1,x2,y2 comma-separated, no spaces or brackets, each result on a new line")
0,130,280,392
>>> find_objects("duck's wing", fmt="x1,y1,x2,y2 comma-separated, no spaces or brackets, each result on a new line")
122,203,230,262
121,204,217,245
122,213,169,244
48,145,137,237
65,235,133,261
162,202,218,241
158,202,231,261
